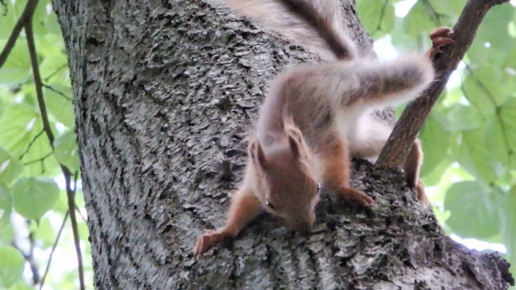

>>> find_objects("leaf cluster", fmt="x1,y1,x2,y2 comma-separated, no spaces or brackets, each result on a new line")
0,0,88,289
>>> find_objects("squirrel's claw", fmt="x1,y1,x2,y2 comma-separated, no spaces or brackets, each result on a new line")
335,187,375,207
429,26,453,40
426,26,454,60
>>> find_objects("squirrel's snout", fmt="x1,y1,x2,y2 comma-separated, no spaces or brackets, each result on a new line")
291,220,313,236
297,226,312,236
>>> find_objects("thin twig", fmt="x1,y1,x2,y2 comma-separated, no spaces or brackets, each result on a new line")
0,0,39,69
19,129,45,160
42,83,73,101
38,211,69,290
73,171,79,192
1,0,8,16
44,64,68,82
11,232,40,285
25,19,86,290
75,204,87,222
27,230,40,285
63,171,85,290
71,171,85,221
376,0,511,168
23,152,53,165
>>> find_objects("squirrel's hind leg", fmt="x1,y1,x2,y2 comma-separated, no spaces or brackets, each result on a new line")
404,139,429,206
317,132,375,207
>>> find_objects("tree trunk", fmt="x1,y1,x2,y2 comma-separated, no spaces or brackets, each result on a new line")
51,0,513,289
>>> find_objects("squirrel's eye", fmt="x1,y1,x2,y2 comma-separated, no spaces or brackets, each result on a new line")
316,183,321,193
266,201,275,210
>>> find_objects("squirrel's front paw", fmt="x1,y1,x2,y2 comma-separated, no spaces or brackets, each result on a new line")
335,187,375,207
193,229,227,258
427,27,454,58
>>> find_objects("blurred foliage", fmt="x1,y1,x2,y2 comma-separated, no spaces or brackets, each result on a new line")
0,0,89,289
0,0,514,289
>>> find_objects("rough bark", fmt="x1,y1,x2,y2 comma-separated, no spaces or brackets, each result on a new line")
51,0,514,289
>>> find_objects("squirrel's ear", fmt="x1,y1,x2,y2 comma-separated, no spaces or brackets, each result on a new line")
285,124,306,160
249,136,267,169
288,135,301,159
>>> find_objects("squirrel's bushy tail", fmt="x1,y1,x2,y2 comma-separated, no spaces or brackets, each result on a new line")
226,0,358,61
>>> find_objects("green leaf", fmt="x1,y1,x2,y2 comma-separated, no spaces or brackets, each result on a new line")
419,114,451,177
356,0,384,34
0,147,23,185
0,245,25,288
466,36,491,66
390,18,419,53
44,84,74,128
503,41,516,69
12,177,60,221
450,129,498,183
52,188,69,214
0,104,40,157
477,5,514,51
441,85,463,107
0,40,31,86
426,0,458,20
32,0,52,36
436,0,466,17
499,98,516,170
444,181,501,239
380,3,395,34
402,2,435,39
13,0,28,16
37,34,66,59
467,37,513,67
421,153,453,187
0,185,12,228
485,116,510,167
45,11,63,36
0,104,59,177
75,189,85,209
39,55,69,84
0,223,14,245
54,130,79,171
0,1,17,39
463,65,507,118
446,104,483,132
471,65,507,103
32,217,56,250
78,220,89,243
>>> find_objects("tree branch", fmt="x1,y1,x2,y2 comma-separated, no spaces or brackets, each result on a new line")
27,230,40,285
25,19,86,290
11,230,40,285
38,211,69,290
376,0,510,168
0,0,39,69
75,204,87,222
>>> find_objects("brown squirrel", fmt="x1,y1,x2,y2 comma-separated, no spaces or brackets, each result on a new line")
194,0,453,258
